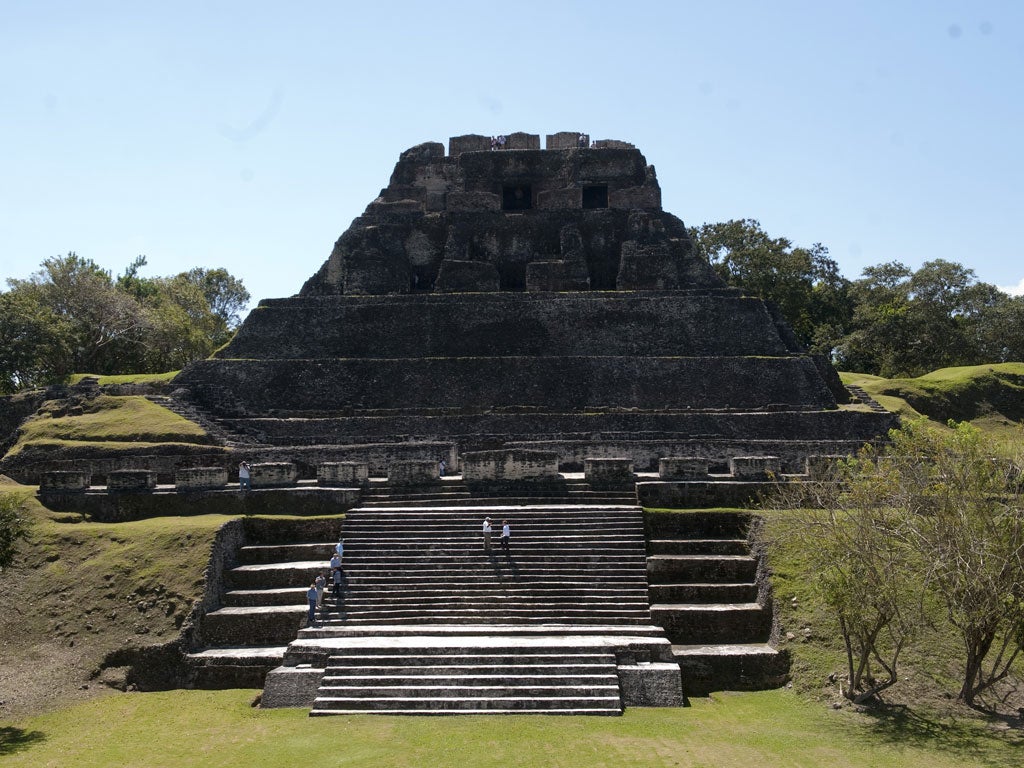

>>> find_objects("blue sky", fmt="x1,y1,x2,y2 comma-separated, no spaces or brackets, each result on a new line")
2,1,1022,311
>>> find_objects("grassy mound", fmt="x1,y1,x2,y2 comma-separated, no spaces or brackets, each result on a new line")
4,395,212,458
67,371,179,386
841,363,1024,444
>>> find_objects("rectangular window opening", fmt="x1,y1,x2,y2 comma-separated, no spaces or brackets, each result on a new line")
582,185,609,209
502,184,533,211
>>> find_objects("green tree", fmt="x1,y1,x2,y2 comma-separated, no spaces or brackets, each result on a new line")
767,451,930,703
1,254,250,391
0,491,30,570
893,421,1024,705
836,259,1014,377
689,219,853,354
769,420,1024,706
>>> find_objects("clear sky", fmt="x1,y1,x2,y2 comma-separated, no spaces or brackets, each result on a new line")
2,0,1022,312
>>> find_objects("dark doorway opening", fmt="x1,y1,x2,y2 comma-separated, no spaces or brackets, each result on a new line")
499,262,527,291
582,185,608,209
502,184,533,211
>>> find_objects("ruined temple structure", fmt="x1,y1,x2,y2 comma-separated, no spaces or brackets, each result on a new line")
173,132,895,472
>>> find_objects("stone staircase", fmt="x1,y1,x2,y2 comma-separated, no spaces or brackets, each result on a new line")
318,505,650,627
187,537,337,687
844,384,889,413
260,501,682,714
645,511,788,695
310,642,623,715
147,394,254,447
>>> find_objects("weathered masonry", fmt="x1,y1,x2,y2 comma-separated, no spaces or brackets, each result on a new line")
174,132,895,469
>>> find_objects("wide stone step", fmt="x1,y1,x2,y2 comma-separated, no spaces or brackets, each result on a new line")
341,593,649,606
342,574,648,585
342,539,644,549
341,524,644,535
238,543,337,564
648,583,759,604
650,603,772,645
672,643,789,695
310,695,622,712
329,606,651,620
361,497,637,508
186,645,287,689
202,605,306,645
324,615,651,626
224,587,309,607
647,555,757,583
647,539,749,556
317,683,621,698
296,623,668,640
228,562,330,589
323,667,617,679
326,649,617,662
310,705,622,716
341,553,645,564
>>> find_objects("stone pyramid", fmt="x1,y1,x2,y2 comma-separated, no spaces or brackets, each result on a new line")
174,132,894,472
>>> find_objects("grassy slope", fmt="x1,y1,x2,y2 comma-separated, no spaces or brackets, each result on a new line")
0,479,228,720
841,363,1024,446
3,395,213,458
3,689,1021,768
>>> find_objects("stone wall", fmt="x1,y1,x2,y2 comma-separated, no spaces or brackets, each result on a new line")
38,487,360,523
178,356,837,416
461,449,559,483
219,291,789,361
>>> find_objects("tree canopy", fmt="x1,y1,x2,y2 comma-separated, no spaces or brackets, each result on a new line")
689,219,1024,376
0,253,249,394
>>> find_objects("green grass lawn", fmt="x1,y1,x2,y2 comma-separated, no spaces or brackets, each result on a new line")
2,688,1021,768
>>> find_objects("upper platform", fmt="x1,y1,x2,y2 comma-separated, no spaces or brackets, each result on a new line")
300,133,721,297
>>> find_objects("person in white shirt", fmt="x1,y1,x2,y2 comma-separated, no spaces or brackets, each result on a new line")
501,520,510,551
482,517,492,552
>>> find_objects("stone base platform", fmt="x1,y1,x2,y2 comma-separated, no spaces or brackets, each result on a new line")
263,632,682,711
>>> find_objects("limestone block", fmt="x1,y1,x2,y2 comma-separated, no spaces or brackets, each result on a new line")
107,470,157,492
317,461,368,487
730,456,781,480
448,134,491,155
260,665,325,708
388,460,439,487
365,199,423,215
536,187,582,210
584,457,634,489
39,471,92,493
446,191,500,212
609,185,661,209
659,457,710,480
592,139,636,149
461,449,559,483
250,462,299,488
434,260,500,292
616,241,679,290
175,467,228,491
503,132,540,150
618,663,684,707
545,132,584,150
525,260,589,292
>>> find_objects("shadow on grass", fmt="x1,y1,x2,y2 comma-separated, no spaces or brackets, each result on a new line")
859,704,1024,768
0,726,47,756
